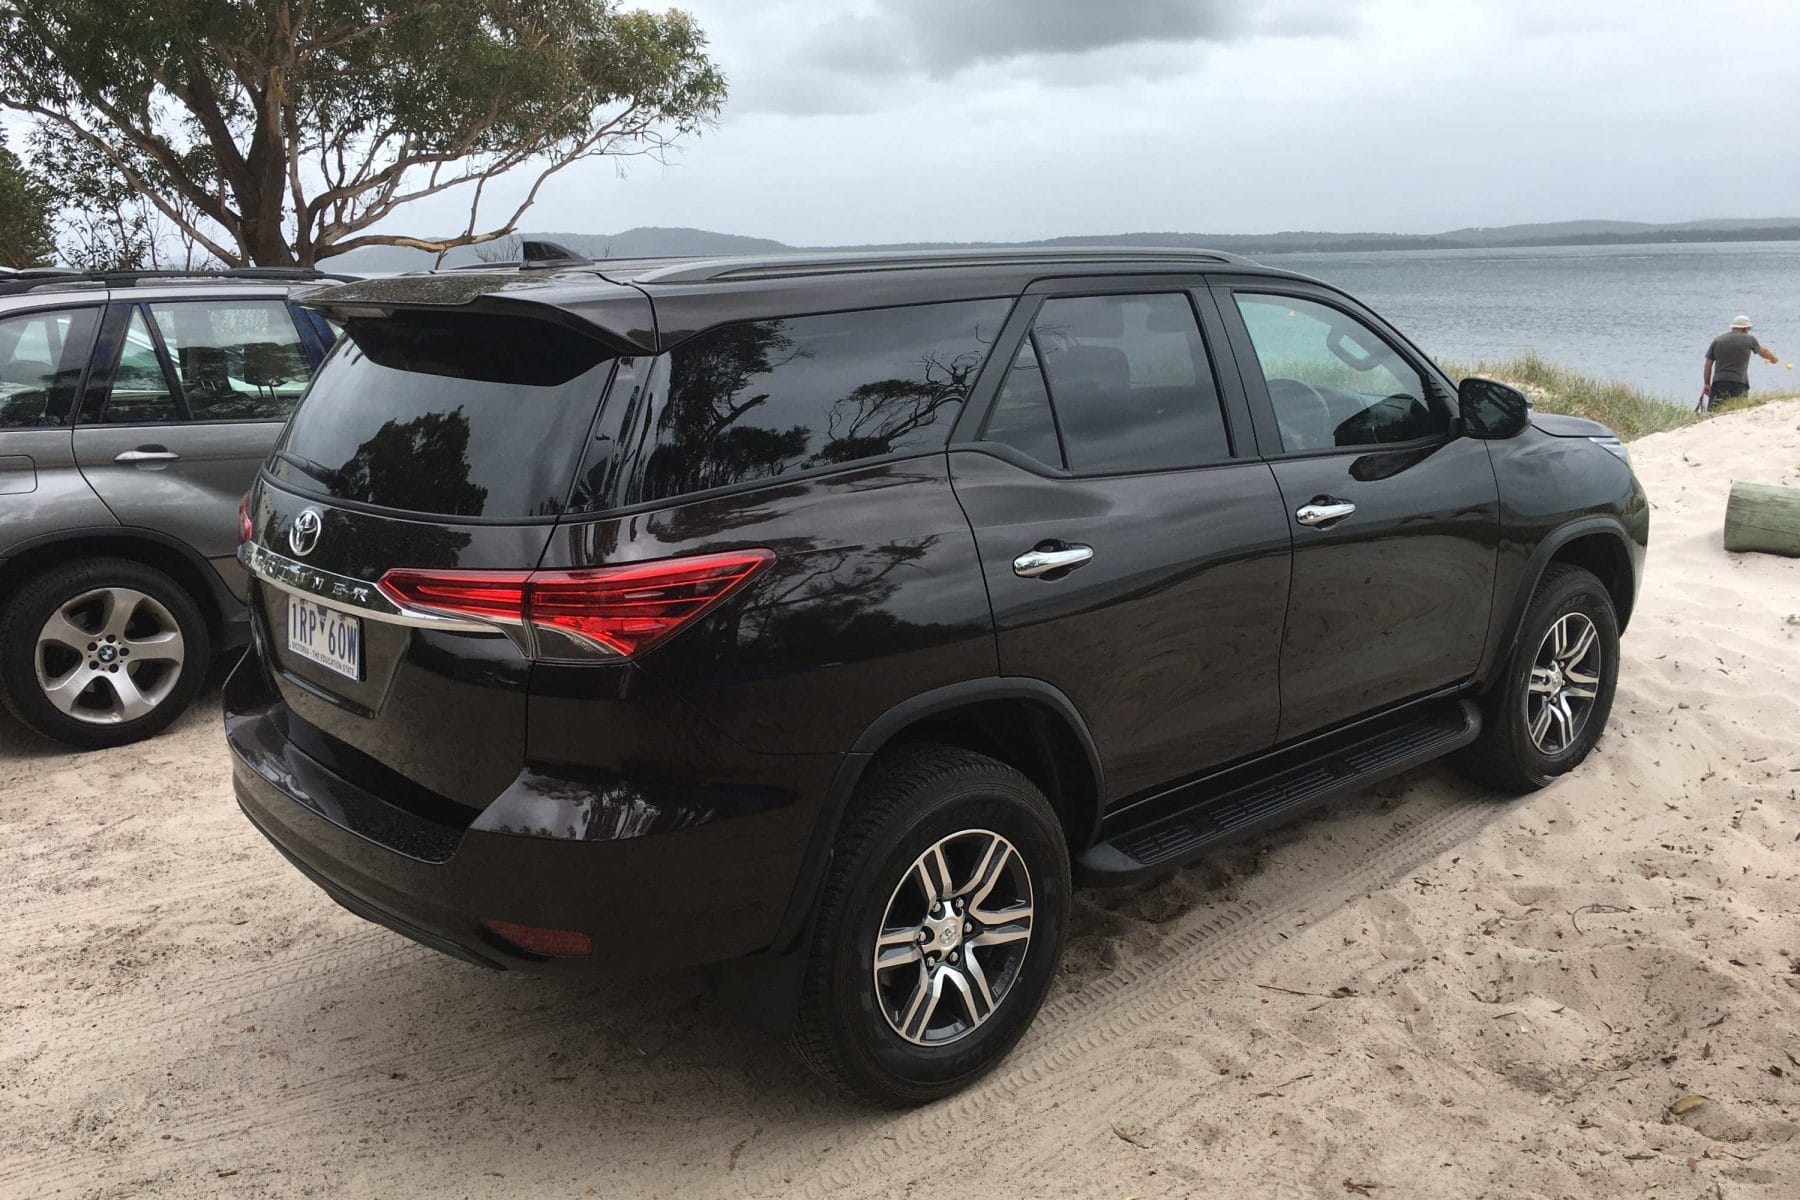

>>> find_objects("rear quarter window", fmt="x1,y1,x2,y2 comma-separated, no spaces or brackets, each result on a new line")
603,299,1012,508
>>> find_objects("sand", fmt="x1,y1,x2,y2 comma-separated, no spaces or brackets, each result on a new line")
3,400,1798,1199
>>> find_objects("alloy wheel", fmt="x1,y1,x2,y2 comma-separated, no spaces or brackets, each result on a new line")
1526,611,1601,755
34,587,186,726
872,828,1035,1046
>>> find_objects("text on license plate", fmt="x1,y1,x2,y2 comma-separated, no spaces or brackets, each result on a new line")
287,599,362,681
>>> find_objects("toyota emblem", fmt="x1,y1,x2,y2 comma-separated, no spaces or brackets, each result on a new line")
288,508,323,558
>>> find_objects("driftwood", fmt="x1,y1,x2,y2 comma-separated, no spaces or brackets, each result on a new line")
1724,482,1800,557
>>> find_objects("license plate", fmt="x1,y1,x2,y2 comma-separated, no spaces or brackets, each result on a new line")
286,598,362,681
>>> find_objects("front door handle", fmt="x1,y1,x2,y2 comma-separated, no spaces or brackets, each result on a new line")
115,447,181,466
1295,498,1356,527
1013,542,1094,578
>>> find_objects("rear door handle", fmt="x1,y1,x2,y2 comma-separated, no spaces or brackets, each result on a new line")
1295,499,1356,527
115,448,181,465
1013,543,1094,578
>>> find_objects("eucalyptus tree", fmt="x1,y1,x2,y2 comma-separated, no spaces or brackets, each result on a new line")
0,1,725,267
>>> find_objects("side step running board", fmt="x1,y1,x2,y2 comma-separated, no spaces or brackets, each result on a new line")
1076,699,1481,887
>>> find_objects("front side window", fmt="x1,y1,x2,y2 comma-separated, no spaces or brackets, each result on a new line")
149,300,313,421
0,307,99,429
1233,293,1444,452
617,299,1012,506
986,292,1231,473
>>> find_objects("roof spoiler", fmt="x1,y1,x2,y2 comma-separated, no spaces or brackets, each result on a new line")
297,272,657,355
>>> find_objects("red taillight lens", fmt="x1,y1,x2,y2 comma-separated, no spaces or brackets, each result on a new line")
378,570,532,623
375,550,773,660
525,550,775,657
481,918,592,958
237,493,254,546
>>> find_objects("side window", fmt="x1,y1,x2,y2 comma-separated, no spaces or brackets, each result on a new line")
983,338,1064,469
1233,293,1444,452
989,292,1230,474
619,298,1011,506
103,308,181,425
150,300,313,421
0,307,99,429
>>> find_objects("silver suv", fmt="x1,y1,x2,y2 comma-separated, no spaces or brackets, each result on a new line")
0,269,344,748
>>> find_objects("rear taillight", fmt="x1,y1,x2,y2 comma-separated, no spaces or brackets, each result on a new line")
377,549,774,660
237,492,254,546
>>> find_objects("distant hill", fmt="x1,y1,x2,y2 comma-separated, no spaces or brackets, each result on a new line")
328,217,1800,272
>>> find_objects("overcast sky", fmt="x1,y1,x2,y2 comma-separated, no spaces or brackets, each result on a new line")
17,0,1796,247
390,0,1798,244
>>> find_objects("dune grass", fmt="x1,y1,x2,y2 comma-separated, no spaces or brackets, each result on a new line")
1444,352,1800,442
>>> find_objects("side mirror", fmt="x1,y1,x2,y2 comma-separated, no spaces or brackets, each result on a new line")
1458,376,1531,440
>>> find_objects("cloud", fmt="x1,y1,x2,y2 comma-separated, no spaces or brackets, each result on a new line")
716,0,1368,114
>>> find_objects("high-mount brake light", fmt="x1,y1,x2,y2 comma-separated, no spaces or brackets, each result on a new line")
376,550,775,660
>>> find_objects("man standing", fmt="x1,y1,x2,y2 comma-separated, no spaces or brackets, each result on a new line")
1701,315,1779,412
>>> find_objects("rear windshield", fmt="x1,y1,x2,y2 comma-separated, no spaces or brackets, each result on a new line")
594,298,1012,508
268,311,613,519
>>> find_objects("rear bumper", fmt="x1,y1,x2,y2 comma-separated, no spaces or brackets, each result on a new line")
224,656,832,976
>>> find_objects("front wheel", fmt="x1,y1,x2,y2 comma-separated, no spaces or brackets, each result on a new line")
1458,563,1620,793
792,744,1070,1105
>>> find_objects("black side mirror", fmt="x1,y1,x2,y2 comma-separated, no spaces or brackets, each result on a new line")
1458,376,1531,439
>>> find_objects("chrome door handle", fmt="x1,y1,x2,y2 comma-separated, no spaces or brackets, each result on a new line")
115,449,180,464
1012,543,1094,578
1295,499,1356,527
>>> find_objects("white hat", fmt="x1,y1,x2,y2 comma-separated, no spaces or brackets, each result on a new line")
1731,314,1753,329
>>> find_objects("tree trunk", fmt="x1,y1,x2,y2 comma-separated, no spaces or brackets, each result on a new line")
240,215,297,267
1723,481,1800,557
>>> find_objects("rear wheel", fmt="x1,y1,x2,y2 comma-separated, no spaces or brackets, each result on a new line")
1459,563,1619,793
0,559,211,749
792,744,1069,1105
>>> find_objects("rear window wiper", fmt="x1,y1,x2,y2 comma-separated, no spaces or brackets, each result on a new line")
273,450,349,492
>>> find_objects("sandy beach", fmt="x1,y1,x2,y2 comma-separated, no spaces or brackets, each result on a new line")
3,399,1797,1200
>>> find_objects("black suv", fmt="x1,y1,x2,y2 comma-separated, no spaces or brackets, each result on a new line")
227,247,1646,1104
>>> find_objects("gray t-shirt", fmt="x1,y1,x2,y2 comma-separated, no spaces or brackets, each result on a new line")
1707,330,1762,385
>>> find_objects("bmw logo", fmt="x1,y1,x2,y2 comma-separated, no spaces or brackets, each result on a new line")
288,508,323,558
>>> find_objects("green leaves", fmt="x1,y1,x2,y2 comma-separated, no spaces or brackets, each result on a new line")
0,0,727,265
0,132,55,268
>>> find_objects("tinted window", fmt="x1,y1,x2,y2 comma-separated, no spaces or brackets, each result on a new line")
149,300,312,420
1233,294,1444,451
616,299,1011,506
103,309,180,424
270,311,614,519
0,307,98,429
982,338,1064,468
1009,293,1230,473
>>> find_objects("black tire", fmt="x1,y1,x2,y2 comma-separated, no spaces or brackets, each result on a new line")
1458,564,1619,793
792,743,1070,1106
0,558,212,750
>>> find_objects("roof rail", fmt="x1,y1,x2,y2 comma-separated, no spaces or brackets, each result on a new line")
627,245,1257,285
0,266,359,297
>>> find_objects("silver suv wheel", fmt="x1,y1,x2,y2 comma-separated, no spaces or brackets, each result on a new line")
34,586,186,725
1525,611,1601,755
872,828,1035,1046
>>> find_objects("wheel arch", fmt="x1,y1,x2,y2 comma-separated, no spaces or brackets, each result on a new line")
787,678,1102,949
712,677,1104,1033
1481,517,1637,689
0,526,237,647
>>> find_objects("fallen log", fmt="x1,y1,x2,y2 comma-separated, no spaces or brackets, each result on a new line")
1724,481,1800,557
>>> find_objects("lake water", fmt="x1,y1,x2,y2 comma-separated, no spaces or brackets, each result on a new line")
1260,241,1800,404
